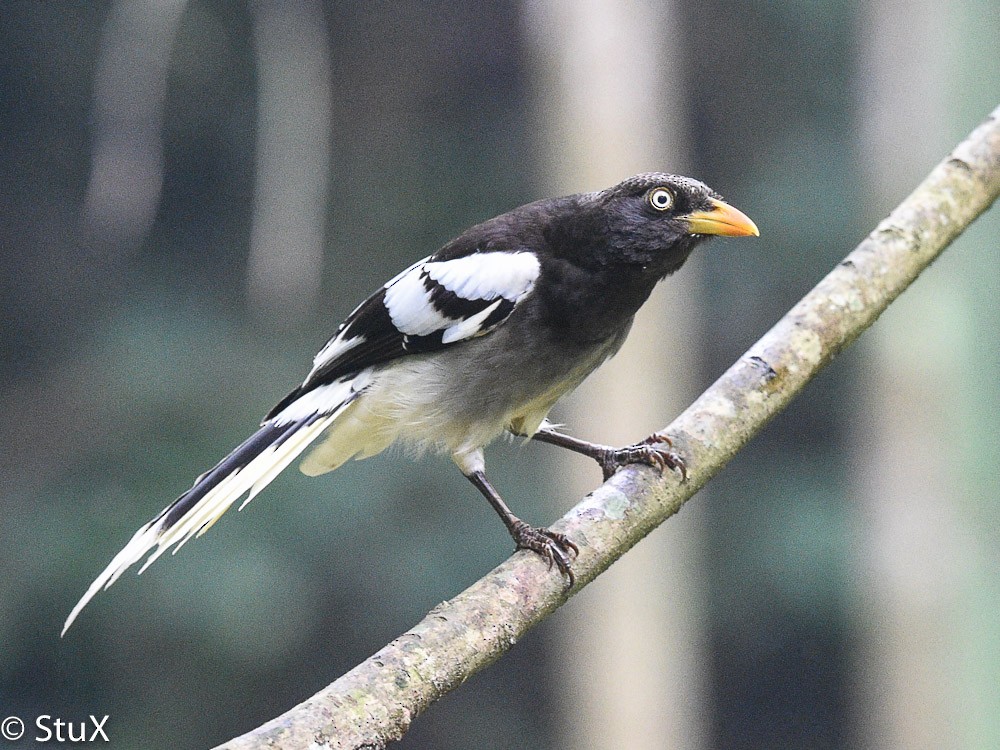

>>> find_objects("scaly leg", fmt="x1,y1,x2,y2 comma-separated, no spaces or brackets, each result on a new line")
530,425,687,482
464,469,579,586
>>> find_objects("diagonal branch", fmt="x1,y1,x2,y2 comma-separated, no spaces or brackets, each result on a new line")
215,105,1000,750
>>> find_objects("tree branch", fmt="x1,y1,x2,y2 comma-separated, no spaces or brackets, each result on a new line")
215,105,1000,750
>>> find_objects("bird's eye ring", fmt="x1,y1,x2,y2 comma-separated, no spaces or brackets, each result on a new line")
647,187,674,211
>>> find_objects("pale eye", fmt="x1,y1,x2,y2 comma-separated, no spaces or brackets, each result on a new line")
647,187,674,211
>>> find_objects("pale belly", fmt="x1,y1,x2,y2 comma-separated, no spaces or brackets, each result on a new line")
299,317,632,475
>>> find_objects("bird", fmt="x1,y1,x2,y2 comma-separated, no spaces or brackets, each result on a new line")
62,172,758,635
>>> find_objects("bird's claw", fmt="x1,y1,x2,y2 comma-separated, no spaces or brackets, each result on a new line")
597,433,687,482
511,521,579,587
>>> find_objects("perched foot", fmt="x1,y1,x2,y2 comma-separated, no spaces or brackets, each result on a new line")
510,520,580,587
463,467,580,587
529,426,687,483
596,433,687,482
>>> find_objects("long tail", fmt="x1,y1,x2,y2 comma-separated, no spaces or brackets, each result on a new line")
62,379,360,635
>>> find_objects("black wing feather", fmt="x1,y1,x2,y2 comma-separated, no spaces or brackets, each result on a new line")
264,244,540,422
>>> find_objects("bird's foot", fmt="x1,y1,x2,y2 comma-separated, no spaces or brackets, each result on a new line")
597,432,687,482
510,520,579,587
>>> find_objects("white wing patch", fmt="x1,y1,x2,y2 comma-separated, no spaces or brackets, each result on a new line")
384,266,454,336
384,251,539,341
307,252,539,381
424,252,540,301
441,299,504,344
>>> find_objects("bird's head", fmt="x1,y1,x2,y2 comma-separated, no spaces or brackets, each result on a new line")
580,172,759,275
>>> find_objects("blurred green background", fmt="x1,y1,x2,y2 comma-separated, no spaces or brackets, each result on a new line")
2,1,998,748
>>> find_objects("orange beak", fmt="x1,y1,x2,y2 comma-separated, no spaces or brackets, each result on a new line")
684,198,759,237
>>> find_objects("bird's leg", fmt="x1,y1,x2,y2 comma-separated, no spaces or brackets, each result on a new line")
464,469,579,586
530,426,687,482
